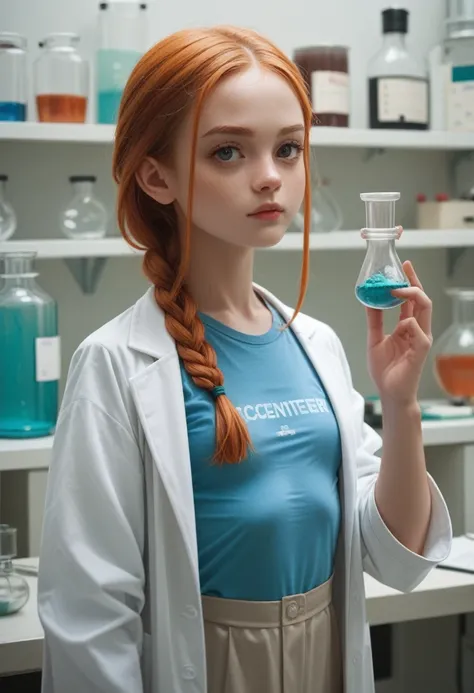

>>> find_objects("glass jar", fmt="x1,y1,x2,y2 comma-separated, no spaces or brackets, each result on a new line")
0,525,29,617
355,192,409,309
34,33,89,123
0,33,27,121
97,1,148,124
0,175,17,241
0,253,60,438
433,288,474,403
60,176,108,239
293,45,350,127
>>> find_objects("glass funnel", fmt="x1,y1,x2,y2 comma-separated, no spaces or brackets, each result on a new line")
0,525,30,616
433,288,474,403
355,192,409,309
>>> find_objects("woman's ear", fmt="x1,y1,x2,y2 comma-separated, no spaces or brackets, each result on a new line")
136,157,175,205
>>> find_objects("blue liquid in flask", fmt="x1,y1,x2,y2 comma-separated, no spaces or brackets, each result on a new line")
0,102,26,121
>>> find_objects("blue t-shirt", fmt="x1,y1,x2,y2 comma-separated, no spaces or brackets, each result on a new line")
180,303,342,601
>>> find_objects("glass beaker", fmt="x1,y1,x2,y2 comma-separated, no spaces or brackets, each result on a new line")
0,175,17,241
97,1,148,124
0,33,27,121
0,525,29,617
433,288,474,403
0,253,60,438
60,176,108,239
34,33,89,123
355,192,409,309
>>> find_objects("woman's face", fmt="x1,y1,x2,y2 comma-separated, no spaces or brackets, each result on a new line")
168,66,306,249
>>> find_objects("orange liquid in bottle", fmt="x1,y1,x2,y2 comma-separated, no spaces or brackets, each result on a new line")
435,354,474,399
36,94,87,123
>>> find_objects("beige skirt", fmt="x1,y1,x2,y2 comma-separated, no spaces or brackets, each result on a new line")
202,575,343,693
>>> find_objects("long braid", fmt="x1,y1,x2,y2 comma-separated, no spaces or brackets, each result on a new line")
143,245,253,464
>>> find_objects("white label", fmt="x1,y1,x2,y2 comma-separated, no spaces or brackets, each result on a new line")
36,336,61,382
311,71,349,115
447,67,474,132
377,77,428,124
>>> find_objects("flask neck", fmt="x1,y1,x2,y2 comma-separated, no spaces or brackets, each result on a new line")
382,32,407,51
453,296,474,325
0,558,13,574
0,253,39,286
72,181,94,198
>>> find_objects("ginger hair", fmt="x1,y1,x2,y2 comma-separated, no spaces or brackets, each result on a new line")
112,26,312,464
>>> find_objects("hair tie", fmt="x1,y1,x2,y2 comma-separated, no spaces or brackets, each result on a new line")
212,385,226,399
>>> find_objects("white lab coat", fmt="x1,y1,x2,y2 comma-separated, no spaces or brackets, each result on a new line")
38,284,452,693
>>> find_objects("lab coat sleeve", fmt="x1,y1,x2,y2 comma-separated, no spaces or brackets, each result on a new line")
332,333,452,593
38,344,146,693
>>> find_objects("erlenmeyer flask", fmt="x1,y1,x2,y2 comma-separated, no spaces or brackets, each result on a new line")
355,192,409,309
290,178,343,233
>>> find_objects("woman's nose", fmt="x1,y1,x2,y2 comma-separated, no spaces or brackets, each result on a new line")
252,159,282,193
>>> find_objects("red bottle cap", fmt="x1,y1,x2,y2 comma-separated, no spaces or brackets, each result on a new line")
416,193,427,202
435,192,449,202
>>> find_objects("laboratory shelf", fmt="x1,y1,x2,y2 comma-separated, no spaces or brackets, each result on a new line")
1,230,474,259
0,122,473,151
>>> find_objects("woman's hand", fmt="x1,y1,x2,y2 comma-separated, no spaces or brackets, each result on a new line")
365,260,433,407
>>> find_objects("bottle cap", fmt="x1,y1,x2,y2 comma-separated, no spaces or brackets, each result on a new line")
69,175,97,183
382,8,409,34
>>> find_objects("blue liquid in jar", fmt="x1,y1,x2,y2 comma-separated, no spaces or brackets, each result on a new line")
0,303,58,438
97,49,142,124
356,273,409,309
0,102,26,121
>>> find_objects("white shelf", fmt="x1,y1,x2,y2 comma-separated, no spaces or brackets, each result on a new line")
0,436,54,472
2,230,474,259
1,417,473,472
365,566,474,626
0,237,139,259
1,559,473,676
0,122,473,151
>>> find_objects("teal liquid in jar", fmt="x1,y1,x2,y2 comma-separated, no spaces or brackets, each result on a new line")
97,49,142,124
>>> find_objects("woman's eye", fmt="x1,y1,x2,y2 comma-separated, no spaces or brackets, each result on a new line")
278,143,302,160
214,146,241,162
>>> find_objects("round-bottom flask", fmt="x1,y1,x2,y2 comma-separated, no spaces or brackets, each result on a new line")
355,192,409,309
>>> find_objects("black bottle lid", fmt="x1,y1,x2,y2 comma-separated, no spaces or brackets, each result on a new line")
69,175,97,183
0,174,8,181
382,8,409,34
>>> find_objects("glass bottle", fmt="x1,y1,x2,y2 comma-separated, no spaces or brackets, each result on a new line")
290,178,343,233
34,33,89,123
0,33,27,121
433,288,474,403
293,46,350,127
0,175,17,241
355,192,409,309
60,176,108,239
0,525,29,617
97,1,148,124
368,8,429,130
0,253,60,438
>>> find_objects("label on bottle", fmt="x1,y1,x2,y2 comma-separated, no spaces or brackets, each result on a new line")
377,77,428,124
36,337,61,382
311,71,349,115
447,64,474,132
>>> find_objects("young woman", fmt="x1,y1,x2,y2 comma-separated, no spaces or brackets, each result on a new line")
38,25,452,693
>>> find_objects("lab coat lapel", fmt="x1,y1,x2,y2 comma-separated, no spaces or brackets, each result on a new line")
128,289,200,582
